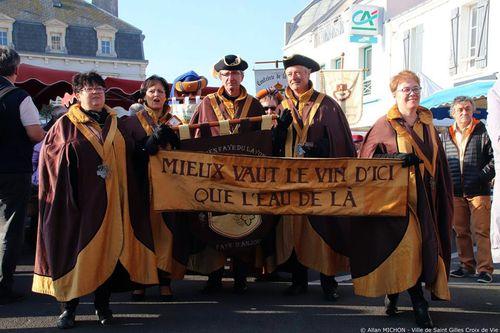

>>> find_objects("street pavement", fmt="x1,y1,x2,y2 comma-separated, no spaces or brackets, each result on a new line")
1,249,499,333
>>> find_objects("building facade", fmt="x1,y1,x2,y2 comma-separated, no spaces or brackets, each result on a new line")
0,0,148,80
283,0,495,129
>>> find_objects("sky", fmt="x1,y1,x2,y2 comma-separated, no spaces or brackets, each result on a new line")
118,0,310,94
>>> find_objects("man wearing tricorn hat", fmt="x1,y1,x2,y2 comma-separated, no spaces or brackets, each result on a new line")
274,54,356,301
190,54,265,136
189,55,266,293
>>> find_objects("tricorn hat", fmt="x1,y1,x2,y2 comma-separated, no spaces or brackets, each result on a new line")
256,85,283,102
214,54,248,72
283,54,320,73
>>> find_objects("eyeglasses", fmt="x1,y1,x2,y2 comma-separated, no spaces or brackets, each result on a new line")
398,86,422,94
263,106,277,111
81,87,105,94
219,71,242,78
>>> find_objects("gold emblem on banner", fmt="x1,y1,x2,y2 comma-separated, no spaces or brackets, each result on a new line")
208,213,262,239
333,83,351,101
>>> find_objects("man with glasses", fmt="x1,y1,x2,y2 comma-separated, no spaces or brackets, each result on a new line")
256,85,282,117
189,55,265,293
443,96,494,283
273,54,356,301
33,71,158,329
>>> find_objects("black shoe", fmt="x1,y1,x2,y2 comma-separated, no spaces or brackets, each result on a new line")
201,282,223,294
57,310,76,329
477,272,493,283
284,284,308,296
323,287,340,302
233,281,248,294
384,294,399,316
413,303,434,328
0,291,25,305
450,267,473,278
95,308,113,326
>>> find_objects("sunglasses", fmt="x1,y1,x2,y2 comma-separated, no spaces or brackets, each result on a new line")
263,106,277,111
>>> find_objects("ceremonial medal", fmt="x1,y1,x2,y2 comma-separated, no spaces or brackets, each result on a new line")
96,164,110,179
296,144,306,157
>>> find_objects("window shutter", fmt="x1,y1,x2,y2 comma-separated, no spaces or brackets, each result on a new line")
403,30,410,70
476,0,489,68
449,7,459,75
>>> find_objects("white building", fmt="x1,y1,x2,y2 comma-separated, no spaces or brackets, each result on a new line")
284,0,495,129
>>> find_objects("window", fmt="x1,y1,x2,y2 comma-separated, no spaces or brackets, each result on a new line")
403,25,423,72
44,19,67,53
469,6,478,68
362,46,372,96
331,57,342,69
95,24,117,57
101,39,111,55
51,33,62,51
0,28,7,46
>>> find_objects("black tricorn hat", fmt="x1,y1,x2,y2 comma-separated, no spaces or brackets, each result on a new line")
283,54,320,73
214,54,248,72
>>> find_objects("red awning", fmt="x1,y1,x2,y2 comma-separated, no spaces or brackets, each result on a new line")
14,63,218,108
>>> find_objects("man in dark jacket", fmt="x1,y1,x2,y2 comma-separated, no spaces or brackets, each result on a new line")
443,96,494,283
0,46,45,304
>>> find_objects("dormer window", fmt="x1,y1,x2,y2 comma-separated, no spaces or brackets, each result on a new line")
44,19,67,53
95,24,117,57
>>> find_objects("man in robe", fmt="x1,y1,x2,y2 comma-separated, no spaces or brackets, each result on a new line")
188,55,266,293
274,54,356,301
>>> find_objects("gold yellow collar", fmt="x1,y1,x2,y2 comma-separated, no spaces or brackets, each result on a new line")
284,83,314,104
67,103,116,123
217,85,248,103
386,104,433,125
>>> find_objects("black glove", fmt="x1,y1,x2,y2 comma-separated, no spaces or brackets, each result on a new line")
276,108,293,132
374,153,421,168
144,124,180,155
272,108,293,156
302,137,330,158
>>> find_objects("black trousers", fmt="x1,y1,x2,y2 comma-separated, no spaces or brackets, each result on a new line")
290,259,337,292
62,282,112,313
0,173,31,294
387,283,427,307
207,257,248,284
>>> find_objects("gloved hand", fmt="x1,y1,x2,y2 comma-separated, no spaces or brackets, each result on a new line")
374,153,421,168
276,108,293,132
272,108,293,156
302,137,330,158
144,124,180,155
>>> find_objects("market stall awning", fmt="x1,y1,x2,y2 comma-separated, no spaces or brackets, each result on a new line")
15,63,217,108
420,80,494,109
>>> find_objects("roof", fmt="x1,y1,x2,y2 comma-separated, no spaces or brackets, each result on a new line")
286,0,345,45
0,0,141,33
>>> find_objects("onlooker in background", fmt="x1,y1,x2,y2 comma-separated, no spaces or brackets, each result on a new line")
0,46,45,304
256,85,283,117
486,81,500,264
443,96,494,283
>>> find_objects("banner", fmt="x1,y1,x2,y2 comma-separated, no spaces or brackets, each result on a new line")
320,70,363,126
150,151,409,217
254,68,288,92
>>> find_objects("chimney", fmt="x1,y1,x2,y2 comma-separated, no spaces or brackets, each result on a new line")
92,0,118,17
